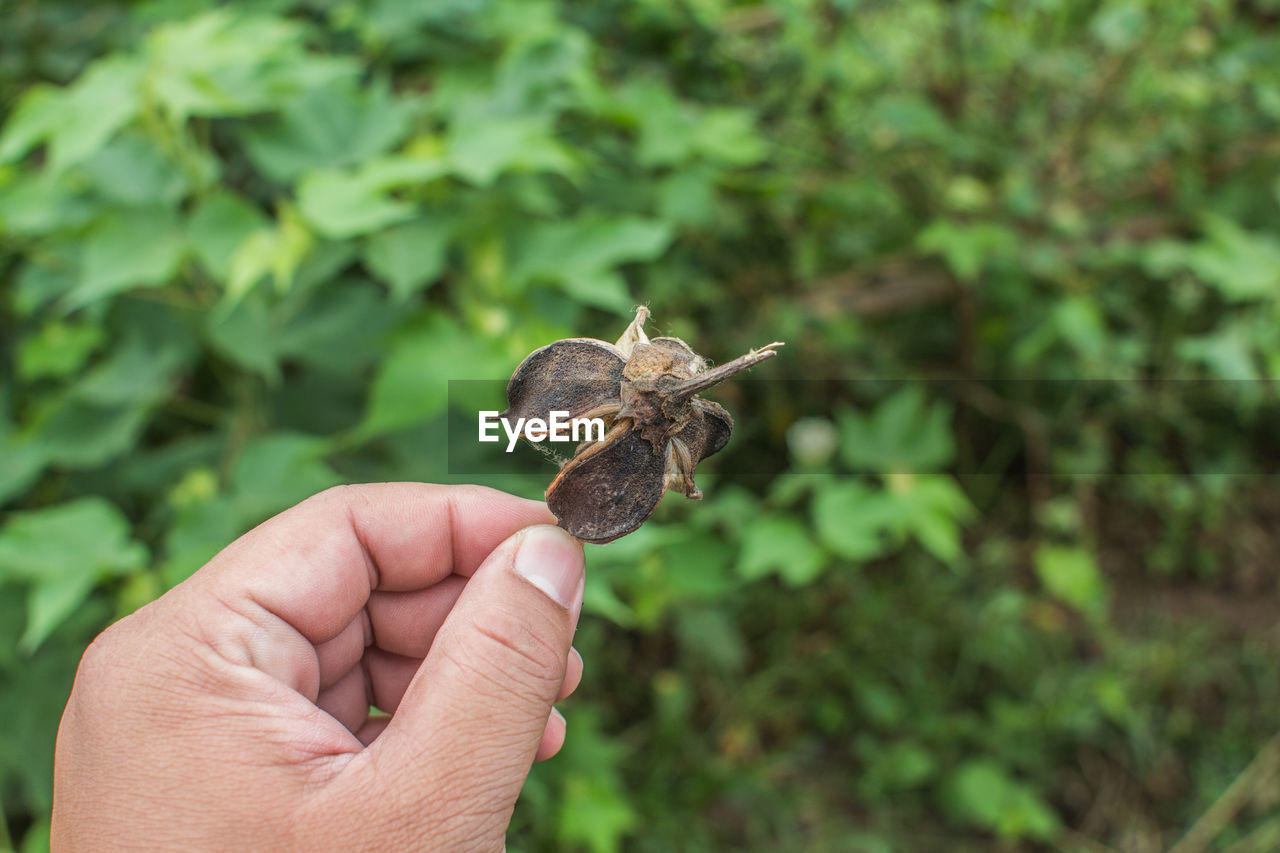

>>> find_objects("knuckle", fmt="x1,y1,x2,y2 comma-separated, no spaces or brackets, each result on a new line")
462,606,567,693
77,619,128,678
65,619,140,718
312,483,358,507
80,626,117,665
451,483,499,502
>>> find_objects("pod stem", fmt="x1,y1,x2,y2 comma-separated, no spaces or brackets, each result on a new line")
671,342,784,400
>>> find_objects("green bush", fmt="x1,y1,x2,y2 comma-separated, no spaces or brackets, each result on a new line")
4,0,1280,849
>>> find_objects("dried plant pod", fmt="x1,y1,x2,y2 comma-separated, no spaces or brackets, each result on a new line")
502,307,783,543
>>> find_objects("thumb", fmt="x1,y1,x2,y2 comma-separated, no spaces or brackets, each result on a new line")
356,524,584,847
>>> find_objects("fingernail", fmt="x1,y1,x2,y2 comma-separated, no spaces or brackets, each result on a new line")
551,706,566,727
513,525,585,611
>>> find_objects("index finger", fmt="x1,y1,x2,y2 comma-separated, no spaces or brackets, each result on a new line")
191,483,555,645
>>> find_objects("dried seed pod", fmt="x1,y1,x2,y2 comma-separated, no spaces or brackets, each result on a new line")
503,307,783,543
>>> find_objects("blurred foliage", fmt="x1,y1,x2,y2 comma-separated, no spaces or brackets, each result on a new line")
4,0,1280,850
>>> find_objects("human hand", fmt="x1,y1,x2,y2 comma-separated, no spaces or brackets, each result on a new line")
52,484,586,851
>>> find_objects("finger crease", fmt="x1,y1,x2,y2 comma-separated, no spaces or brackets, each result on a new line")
345,494,381,591
360,650,376,709
361,607,375,649
443,490,459,577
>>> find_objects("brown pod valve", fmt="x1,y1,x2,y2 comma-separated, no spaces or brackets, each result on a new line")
502,307,783,543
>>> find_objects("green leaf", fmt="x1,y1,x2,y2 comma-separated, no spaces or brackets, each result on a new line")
557,270,635,314
1052,296,1108,360
47,56,144,174
226,229,283,300
556,218,673,273
0,388,45,505
357,0,496,40
277,282,402,374
692,107,768,166
738,516,828,586
297,155,448,238
71,208,186,308
188,191,270,284
869,94,952,147
838,388,955,474
0,84,64,163
884,475,974,566
554,710,637,853
446,114,577,185
1184,216,1280,302
558,773,639,853
811,480,895,561
1091,0,1148,51
240,79,416,182
512,215,673,311
653,532,737,602
906,479,972,563
17,321,105,381
904,499,964,563
65,329,189,406
581,577,637,627
1177,329,1259,381
222,204,313,303
230,433,342,524
19,819,51,853
144,11,357,120
0,499,148,651
77,131,189,207
0,599,107,813
943,760,1060,840
880,741,936,790
363,216,452,300
0,440,46,506
20,327,193,469
1034,546,1107,617
205,288,279,379
675,607,746,671
360,332,450,438
33,406,156,473
358,316,506,438
0,171,96,237
613,80,697,168
658,168,719,227
161,494,240,588
13,252,79,316
916,220,1017,282
24,580,98,657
